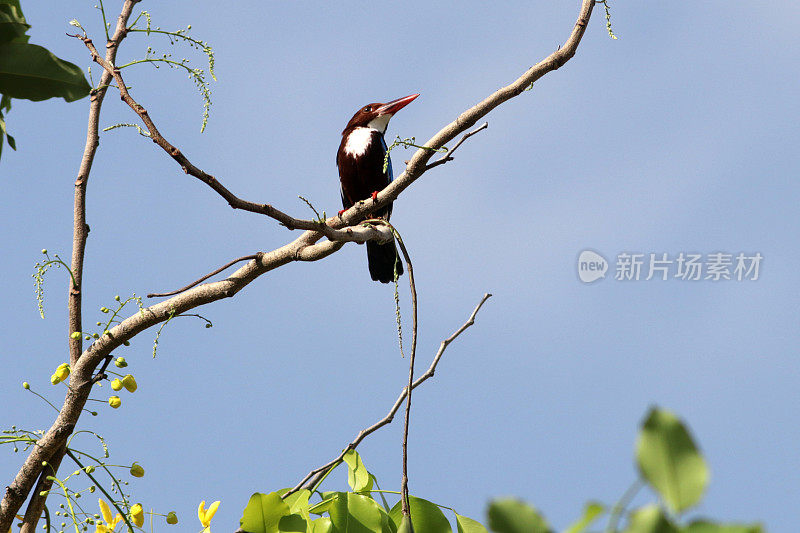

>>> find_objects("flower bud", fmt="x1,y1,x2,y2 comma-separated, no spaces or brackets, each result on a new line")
122,375,137,393
22,382,30,389
130,462,145,478
71,331,82,339
114,357,128,368
108,396,121,409
166,512,178,525
85,465,95,474
51,374,62,385
55,363,70,381
110,379,123,391
130,503,144,527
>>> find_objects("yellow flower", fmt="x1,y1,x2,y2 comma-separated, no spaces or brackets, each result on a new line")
122,374,138,392
55,363,71,380
96,498,123,532
108,396,122,408
198,500,220,532
130,503,144,528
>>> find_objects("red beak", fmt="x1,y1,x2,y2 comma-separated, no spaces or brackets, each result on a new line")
375,93,420,116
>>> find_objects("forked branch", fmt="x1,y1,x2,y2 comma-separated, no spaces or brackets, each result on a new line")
284,293,492,498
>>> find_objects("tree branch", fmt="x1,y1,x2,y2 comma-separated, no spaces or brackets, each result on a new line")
0,0,593,527
423,122,488,171
0,3,140,532
284,293,492,498
397,232,418,518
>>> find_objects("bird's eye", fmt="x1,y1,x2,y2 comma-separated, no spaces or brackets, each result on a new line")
363,106,372,112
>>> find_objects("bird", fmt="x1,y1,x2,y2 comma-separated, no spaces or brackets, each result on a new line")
337,93,419,283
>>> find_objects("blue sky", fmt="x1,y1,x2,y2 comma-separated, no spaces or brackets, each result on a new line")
2,1,798,531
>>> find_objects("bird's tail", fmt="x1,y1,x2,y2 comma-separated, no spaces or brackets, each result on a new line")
366,240,403,283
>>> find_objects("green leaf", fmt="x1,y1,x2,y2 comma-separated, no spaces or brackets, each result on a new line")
283,490,311,519
278,513,308,532
456,513,488,533
0,3,29,43
397,515,413,533
239,492,292,533
683,520,764,533
309,494,338,516
0,42,90,102
308,516,333,533
389,497,452,533
329,492,385,533
563,502,604,533
344,449,372,492
623,505,678,533
486,499,549,533
636,407,709,513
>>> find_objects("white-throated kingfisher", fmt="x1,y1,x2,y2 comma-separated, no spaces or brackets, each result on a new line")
337,93,419,283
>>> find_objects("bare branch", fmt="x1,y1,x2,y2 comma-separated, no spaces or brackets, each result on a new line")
424,122,489,171
396,232,417,517
147,253,262,298
284,293,491,498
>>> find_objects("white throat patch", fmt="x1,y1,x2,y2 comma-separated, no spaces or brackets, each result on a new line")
343,127,375,157
367,114,392,134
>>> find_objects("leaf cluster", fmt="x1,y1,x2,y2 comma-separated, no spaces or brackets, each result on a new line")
238,409,763,533
0,0,91,160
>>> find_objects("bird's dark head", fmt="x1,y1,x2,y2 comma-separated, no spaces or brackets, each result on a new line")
343,93,419,134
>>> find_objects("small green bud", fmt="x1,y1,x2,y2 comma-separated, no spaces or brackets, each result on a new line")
114,357,128,368
92,333,100,339
85,336,91,340
114,295,121,301
74,492,81,499
122,340,130,346
71,331,82,339
166,512,178,525
39,490,49,496
130,462,145,478
96,322,102,326
100,307,109,313
23,382,30,389
89,486,96,493
85,465,95,474
41,249,47,254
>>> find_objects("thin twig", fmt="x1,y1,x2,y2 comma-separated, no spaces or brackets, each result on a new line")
147,253,261,298
424,122,489,171
283,293,491,498
394,232,417,517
